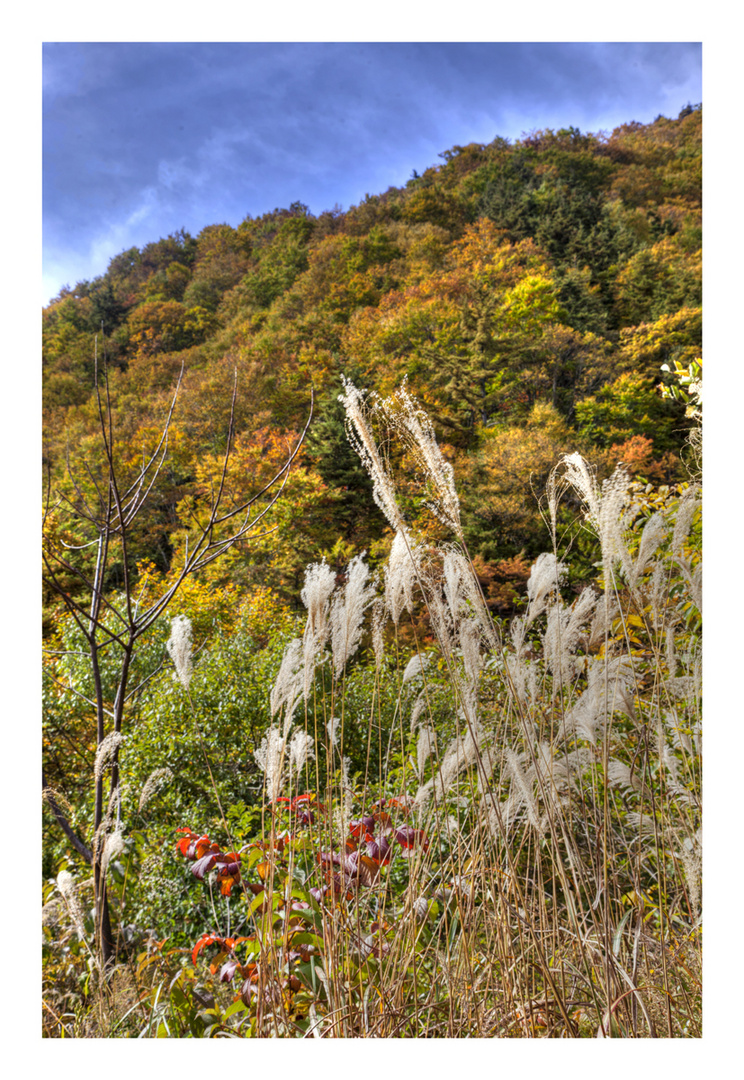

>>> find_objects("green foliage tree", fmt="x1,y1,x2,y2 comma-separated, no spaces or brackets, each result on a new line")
574,370,687,453
304,371,386,550
41,108,703,628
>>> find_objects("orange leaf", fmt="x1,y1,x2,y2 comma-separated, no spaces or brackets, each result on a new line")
192,933,221,964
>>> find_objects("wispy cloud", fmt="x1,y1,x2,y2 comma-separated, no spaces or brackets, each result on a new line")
43,42,701,303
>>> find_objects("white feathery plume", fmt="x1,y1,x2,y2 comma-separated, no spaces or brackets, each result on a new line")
56,870,86,938
556,454,633,579
410,691,428,731
665,710,694,756
302,628,317,704
42,898,63,929
301,560,336,649
332,757,354,836
679,827,702,916
101,826,126,878
545,463,567,545
587,593,618,650
459,619,483,686
646,561,667,630
289,730,315,781
254,727,289,802
566,587,597,639
629,512,667,590
93,783,124,864
510,614,527,656
426,584,453,661
525,553,567,624
459,684,479,732
692,718,702,756
660,743,696,804
544,747,593,793
606,759,641,792
566,682,604,745
443,546,499,648
139,767,174,811
672,485,701,558
402,653,427,686
542,602,568,687
270,638,303,723
675,556,702,611
339,378,405,533
442,549,492,631
596,466,635,582
330,553,376,679
614,682,637,722
443,550,464,624
428,721,484,800
167,615,193,690
666,625,678,678
531,742,575,813
434,741,467,799
412,778,433,812
664,675,696,701
301,560,337,699
542,587,596,690
385,530,419,626
505,652,530,706
554,452,601,524
382,382,462,533
562,656,633,744
94,731,123,784
371,597,386,672
626,811,657,839
416,726,435,782
56,869,74,899
474,727,497,794
504,748,543,832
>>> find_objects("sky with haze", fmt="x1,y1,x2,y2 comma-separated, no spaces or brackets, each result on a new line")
42,42,702,305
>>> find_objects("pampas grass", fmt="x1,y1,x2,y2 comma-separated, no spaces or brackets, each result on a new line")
45,380,702,1039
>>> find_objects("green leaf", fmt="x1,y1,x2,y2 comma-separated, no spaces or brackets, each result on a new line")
613,908,635,956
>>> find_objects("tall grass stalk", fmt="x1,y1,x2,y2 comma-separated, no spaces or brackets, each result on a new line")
44,381,701,1038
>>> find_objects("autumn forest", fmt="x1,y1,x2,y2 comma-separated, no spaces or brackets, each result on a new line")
42,105,702,1038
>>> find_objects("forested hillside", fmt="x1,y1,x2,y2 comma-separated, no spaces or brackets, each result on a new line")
43,106,701,616
42,106,702,1039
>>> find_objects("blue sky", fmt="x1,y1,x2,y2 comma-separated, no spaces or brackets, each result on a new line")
42,41,702,305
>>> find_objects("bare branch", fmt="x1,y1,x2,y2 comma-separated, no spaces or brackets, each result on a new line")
42,778,92,864
42,550,130,644
205,367,239,523
211,399,313,528
62,451,99,526
59,536,101,552
124,660,165,703
45,673,116,719
120,362,184,515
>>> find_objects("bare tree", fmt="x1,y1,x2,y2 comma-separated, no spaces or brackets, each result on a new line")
42,344,312,969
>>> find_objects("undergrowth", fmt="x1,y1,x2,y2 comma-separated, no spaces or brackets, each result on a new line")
42,380,701,1038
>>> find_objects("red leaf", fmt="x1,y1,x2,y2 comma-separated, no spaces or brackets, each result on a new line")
192,933,221,964
219,958,241,983
395,826,429,851
357,855,382,886
191,853,218,880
